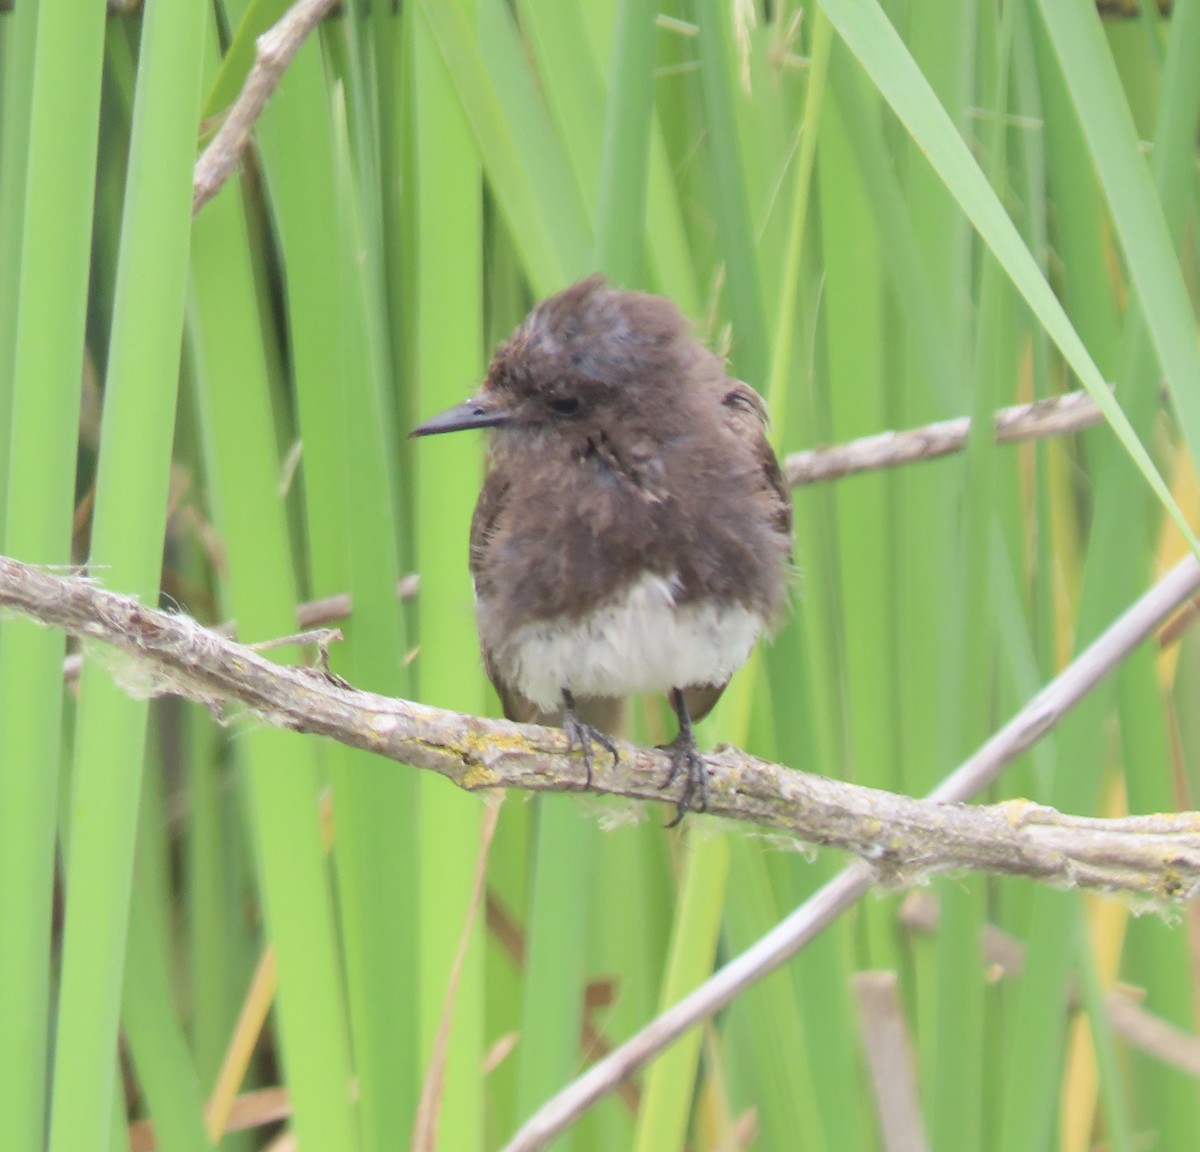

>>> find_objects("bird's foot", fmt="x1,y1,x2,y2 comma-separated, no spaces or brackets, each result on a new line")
561,689,619,791
657,729,708,828
657,688,708,827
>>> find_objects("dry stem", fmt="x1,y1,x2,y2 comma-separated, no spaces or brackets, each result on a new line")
191,0,339,216
783,388,1104,486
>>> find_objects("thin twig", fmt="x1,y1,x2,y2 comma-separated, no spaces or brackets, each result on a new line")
783,388,1104,486
191,0,339,216
853,973,928,1152
60,574,419,683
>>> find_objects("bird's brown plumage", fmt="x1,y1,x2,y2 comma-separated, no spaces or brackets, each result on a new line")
465,277,792,731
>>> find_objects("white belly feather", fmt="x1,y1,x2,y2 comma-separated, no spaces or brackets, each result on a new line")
493,571,764,711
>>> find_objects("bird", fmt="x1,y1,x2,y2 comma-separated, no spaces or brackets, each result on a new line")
412,275,793,825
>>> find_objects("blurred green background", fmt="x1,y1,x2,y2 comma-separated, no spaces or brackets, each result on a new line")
2,0,1200,1149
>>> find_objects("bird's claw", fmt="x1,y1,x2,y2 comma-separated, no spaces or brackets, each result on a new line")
658,735,708,828
562,705,619,791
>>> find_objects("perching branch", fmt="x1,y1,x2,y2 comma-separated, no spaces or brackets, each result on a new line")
192,0,339,216
5,549,1200,899
9,544,1200,1151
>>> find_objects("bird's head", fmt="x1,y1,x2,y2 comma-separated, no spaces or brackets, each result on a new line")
411,276,707,443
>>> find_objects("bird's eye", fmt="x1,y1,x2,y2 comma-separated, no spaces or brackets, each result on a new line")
549,396,580,416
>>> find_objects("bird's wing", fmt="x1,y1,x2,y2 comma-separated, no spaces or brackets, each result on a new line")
680,381,793,722
721,381,793,556
468,472,536,721
468,469,508,602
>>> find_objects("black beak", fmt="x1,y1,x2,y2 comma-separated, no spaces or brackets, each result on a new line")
410,394,515,438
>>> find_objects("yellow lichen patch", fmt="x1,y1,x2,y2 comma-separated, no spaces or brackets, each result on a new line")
862,818,883,839
461,762,500,790
998,798,1037,826
460,728,531,760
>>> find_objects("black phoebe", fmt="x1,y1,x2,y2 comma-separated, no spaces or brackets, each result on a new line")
412,276,792,825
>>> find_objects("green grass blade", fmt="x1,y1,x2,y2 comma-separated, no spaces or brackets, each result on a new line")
411,8,487,1148
1107,23,1200,1149
0,0,36,539
631,831,730,1152
516,0,699,310
722,838,830,1151
764,9,830,438
329,85,420,1152
1033,0,1200,471
47,3,205,1144
188,130,360,1152
594,0,656,283
121,878,211,1152
814,0,1199,555
420,0,590,292
514,801,593,1152
0,4,106,1149
695,0,767,385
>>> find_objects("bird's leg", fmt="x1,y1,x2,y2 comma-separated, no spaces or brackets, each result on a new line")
658,688,707,827
561,688,619,791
